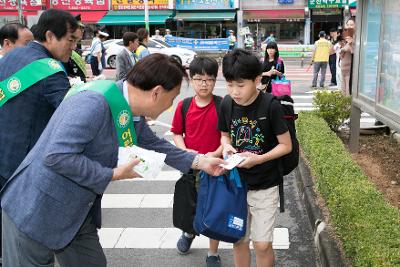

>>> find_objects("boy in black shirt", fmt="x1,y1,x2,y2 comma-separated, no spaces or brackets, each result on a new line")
218,49,292,267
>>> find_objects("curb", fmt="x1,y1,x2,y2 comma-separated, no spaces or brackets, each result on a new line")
296,156,347,267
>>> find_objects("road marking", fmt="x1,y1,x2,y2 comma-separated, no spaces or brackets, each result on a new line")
102,194,174,208
110,170,181,182
99,227,290,250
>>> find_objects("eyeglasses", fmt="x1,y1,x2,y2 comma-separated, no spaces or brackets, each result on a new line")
192,78,216,85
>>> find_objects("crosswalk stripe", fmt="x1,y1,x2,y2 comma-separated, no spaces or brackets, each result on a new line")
102,194,174,208
99,227,289,250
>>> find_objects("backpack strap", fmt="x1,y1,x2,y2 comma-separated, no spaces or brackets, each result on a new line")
220,94,233,132
181,97,193,134
213,95,223,113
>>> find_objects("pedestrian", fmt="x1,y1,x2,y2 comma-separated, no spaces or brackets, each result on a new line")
1,53,226,267
164,28,173,40
260,42,285,93
0,22,33,59
153,29,163,41
89,30,108,79
228,30,236,50
171,56,223,267
63,14,87,83
340,28,354,96
334,35,345,90
116,32,139,80
263,32,276,45
0,9,80,264
328,28,338,86
136,28,150,60
311,31,333,88
219,48,292,267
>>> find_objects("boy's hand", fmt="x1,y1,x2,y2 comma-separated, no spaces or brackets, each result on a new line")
222,144,237,158
237,152,261,169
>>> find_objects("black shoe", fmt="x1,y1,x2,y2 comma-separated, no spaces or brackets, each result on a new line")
177,233,195,254
206,255,221,267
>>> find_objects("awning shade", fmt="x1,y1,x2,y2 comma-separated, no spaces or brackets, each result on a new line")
174,11,236,21
244,9,304,20
98,10,172,25
70,11,107,23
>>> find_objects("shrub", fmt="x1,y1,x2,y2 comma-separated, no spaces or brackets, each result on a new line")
313,90,351,131
297,112,400,267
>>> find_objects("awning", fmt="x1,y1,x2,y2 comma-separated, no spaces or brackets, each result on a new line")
98,10,172,25
244,9,304,21
174,11,236,21
70,11,107,24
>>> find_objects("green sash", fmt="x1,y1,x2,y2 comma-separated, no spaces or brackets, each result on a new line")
66,80,137,147
71,50,87,77
0,58,64,107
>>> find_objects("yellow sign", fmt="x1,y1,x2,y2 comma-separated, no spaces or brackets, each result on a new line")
112,0,168,10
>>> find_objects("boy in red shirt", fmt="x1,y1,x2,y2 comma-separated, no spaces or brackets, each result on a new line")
171,56,223,267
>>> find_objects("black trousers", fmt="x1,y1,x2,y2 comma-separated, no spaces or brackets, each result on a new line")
329,54,337,85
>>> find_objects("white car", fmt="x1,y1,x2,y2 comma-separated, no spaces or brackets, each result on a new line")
104,38,197,69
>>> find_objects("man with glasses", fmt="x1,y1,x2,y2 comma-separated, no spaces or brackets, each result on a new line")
171,56,224,267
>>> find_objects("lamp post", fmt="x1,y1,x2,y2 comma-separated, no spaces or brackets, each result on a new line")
17,0,24,24
144,0,149,32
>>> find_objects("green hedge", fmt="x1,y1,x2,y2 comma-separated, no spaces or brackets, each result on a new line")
297,112,400,267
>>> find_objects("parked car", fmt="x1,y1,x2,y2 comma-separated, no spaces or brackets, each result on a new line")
104,38,197,69
82,39,119,64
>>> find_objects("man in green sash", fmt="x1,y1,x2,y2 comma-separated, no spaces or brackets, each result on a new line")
0,9,80,262
1,53,226,266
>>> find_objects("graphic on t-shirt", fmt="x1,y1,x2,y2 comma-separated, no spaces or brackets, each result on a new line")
231,116,265,154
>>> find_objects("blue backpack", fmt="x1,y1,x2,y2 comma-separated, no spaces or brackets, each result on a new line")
193,168,247,243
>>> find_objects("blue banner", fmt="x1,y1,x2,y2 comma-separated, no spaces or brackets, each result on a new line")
165,36,230,51
176,0,235,10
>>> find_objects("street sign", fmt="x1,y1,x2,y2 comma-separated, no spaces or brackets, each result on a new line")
239,26,250,36
308,0,348,9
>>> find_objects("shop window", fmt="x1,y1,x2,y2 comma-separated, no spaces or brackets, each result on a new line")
359,0,382,100
378,0,400,113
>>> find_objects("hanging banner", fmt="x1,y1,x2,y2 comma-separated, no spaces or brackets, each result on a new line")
176,0,235,10
165,36,230,51
51,0,109,10
0,0,42,10
112,0,168,10
308,0,348,9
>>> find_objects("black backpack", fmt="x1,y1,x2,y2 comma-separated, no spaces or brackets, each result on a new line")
181,95,223,132
220,92,299,212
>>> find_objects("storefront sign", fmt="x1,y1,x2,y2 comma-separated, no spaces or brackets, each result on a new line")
308,0,348,9
0,0,42,10
176,0,235,10
112,0,168,10
166,36,230,51
51,0,108,10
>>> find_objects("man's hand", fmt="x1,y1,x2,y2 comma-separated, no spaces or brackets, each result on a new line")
112,158,141,181
198,156,227,176
237,152,261,169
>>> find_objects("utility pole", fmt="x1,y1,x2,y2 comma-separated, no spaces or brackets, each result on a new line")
144,0,149,32
17,0,24,24
236,0,243,48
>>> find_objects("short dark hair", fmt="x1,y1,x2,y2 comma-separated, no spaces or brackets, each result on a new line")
189,56,218,78
126,53,188,92
222,48,262,82
319,31,326,37
0,23,27,46
329,28,337,33
34,9,78,42
264,41,280,62
123,32,138,47
137,28,149,43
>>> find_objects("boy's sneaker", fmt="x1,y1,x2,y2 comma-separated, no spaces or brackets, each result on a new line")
176,233,195,254
206,255,221,267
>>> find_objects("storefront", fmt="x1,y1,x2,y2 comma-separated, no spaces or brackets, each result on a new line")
174,0,237,39
50,0,109,40
308,0,348,43
0,0,43,27
99,0,172,38
242,0,306,46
